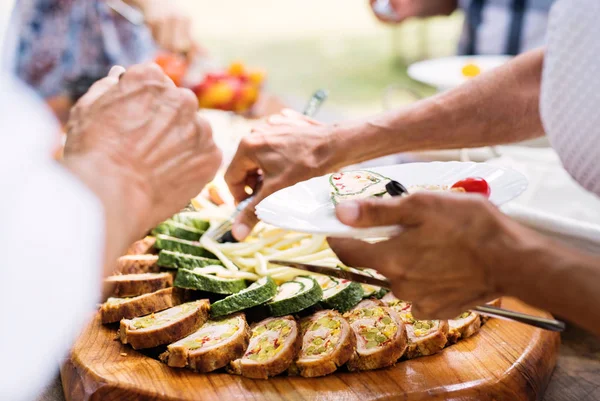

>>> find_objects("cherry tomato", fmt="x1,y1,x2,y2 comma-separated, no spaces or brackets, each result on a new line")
451,177,490,197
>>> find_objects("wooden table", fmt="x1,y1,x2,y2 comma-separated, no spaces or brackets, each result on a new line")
37,322,600,401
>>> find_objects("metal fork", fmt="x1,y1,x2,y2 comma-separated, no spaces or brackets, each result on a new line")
205,89,329,243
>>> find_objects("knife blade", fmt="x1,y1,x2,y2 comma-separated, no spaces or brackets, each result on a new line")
269,260,565,332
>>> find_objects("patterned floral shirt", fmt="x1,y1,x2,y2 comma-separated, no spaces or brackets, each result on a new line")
8,0,155,98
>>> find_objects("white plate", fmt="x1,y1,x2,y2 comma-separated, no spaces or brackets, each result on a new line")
255,162,528,238
408,55,512,91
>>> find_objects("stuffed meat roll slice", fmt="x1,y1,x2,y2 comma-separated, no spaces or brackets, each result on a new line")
105,272,173,298
343,305,407,371
100,287,183,324
382,293,449,359
290,310,355,378
126,236,157,255
228,316,300,379
160,313,250,372
447,311,481,344
115,254,160,275
119,299,210,349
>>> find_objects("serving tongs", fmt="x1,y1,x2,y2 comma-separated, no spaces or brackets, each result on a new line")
269,260,565,332
205,89,329,243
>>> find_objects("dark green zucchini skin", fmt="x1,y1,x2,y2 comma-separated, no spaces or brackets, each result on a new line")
170,213,210,232
211,277,277,318
174,269,247,295
267,277,323,317
158,250,222,270
154,234,215,258
152,221,204,242
321,281,364,313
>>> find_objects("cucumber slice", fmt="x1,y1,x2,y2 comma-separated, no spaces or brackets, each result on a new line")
174,269,247,294
267,276,323,317
154,234,215,258
321,280,364,313
158,250,222,270
171,212,210,232
152,220,204,242
362,269,389,299
211,276,277,317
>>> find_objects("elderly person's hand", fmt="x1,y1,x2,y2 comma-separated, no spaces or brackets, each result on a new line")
136,0,203,55
224,109,339,240
369,0,458,24
63,63,221,255
327,192,534,320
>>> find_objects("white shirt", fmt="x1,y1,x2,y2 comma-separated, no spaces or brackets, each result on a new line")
0,75,104,401
541,0,600,197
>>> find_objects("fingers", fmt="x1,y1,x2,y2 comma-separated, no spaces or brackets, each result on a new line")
232,195,262,241
224,137,261,202
335,192,444,228
327,237,385,269
108,65,126,79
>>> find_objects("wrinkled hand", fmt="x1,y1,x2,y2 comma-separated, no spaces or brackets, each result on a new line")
224,109,336,240
64,63,221,238
140,0,202,55
328,192,526,320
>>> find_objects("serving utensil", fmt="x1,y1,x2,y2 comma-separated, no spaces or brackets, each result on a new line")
269,260,566,332
205,89,329,243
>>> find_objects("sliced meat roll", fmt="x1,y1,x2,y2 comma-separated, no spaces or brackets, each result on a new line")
447,311,481,344
382,293,449,359
290,310,355,378
126,236,157,255
228,316,300,379
353,298,384,310
119,299,210,349
160,313,250,372
481,298,502,325
115,254,159,274
100,287,183,324
105,272,172,298
343,305,407,371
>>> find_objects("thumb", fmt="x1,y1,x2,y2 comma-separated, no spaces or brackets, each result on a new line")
231,195,262,241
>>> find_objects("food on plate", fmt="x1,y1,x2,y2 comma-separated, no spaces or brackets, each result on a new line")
382,293,449,359
210,276,277,317
126,236,157,255
267,276,323,317
158,250,223,270
115,254,160,274
481,298,502,324
344,305,407,371
447,311,481,344
289,310,356,377
170,212,211,232
174,268,248,294
461,62,481,78
318,276,364,312
330,170,390,204
352,298,384,309
154,52,188,87
228,315,300,379
105,272,173,298
119,299,210,349
100,287,184,324
154,234,215,258
160,313,250,372
152,220,205,242
451,177,491,197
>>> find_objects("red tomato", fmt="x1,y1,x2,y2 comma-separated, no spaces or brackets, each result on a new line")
451,177,490,197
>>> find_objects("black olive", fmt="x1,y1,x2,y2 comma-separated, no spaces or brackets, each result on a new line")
385,180,409,197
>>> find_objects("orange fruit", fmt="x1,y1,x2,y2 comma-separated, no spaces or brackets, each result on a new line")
228,61,245,77
248,69,267,86
198,81,235,109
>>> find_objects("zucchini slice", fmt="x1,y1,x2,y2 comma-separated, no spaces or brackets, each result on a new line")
154,234,215,258
174,269,247,294
321,280,364,313
158,250,222,270
211,276,277,317
267,276,323,317
170,212,210,232
152,220,204,242
361,269,389,299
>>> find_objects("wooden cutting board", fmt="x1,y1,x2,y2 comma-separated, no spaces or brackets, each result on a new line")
61,297,560,401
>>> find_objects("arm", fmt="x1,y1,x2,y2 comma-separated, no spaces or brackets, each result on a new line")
331,48,545,167
370,0,458,23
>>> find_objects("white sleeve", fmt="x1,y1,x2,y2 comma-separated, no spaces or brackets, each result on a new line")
0,76,105,401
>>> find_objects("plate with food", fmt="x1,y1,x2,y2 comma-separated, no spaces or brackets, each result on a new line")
407,55,511,91
255,161,528,238
63,197,559,401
